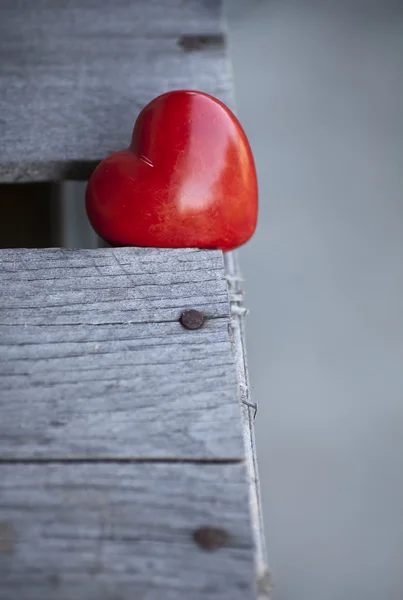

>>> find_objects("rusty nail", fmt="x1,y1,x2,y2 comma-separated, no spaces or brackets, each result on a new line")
193,526,230,551
180,309,205,330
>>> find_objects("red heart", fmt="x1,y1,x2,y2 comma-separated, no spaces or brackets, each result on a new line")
86,90,258,251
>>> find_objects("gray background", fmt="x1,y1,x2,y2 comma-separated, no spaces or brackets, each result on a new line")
226,1,403,599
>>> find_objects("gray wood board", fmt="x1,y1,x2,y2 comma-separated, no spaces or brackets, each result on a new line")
225,252,271,598
0,462,256,600
0,247,244,460
0,0,232,182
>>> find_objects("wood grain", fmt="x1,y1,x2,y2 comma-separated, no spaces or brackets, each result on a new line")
0,0,232,182
0,462,256,600
225,252,272,598
0,247,259,597
0,0,269,592
0,247,246,461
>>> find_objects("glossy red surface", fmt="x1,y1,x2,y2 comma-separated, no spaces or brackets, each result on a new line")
86,90,258,251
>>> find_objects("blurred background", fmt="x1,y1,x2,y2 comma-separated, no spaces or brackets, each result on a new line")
225,1,403,599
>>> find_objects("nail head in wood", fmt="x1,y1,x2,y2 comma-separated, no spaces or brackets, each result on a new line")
193,526,230,551
180,309,205,330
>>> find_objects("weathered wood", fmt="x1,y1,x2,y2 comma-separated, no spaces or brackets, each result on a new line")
0,247,263,598
225,252,272,598
0,247,245,461
0,462,256,600
0,0,269,592
0,0,231,182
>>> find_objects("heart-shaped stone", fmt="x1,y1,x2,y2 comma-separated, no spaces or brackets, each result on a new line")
86,90,258,251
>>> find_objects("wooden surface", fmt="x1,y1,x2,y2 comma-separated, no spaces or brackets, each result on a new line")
0,0,231,182
0,248,243,460
0,463,254,600
225,252,272,598
0,0,269,595
0,247,259,599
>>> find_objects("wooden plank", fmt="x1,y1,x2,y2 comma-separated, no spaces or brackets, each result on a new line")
0,0,269,594
0,247,269,596
0,247,245,460
225,253,272,598
0,462,256,600
0,0,231,182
